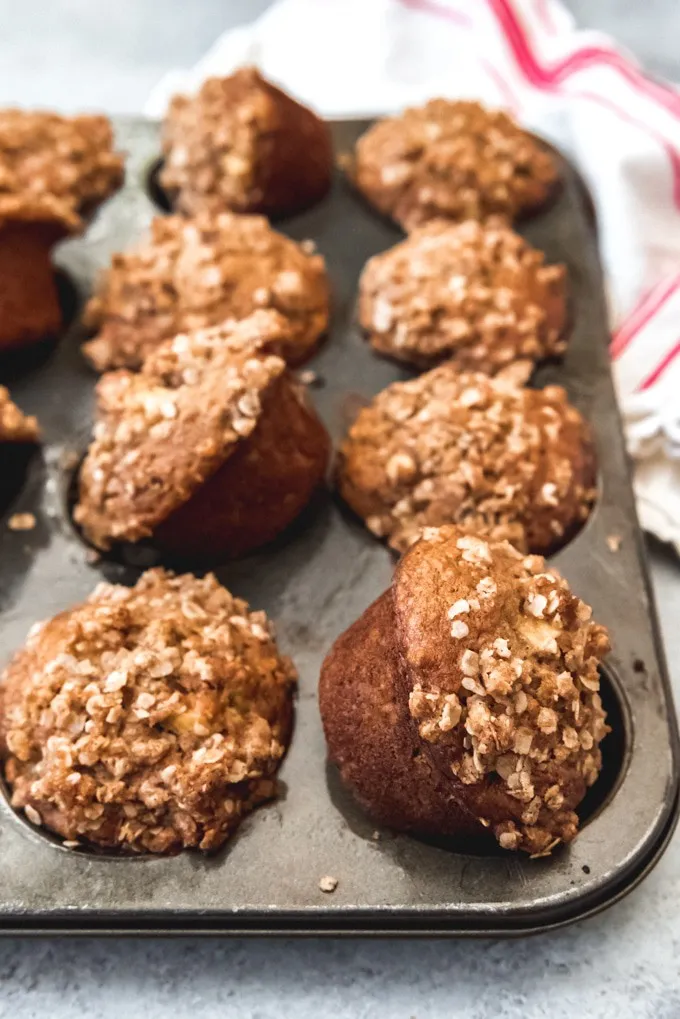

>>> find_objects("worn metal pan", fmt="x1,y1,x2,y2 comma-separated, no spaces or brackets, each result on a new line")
0,118,676,935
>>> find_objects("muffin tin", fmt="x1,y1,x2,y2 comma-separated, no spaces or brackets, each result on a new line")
0,118,677,936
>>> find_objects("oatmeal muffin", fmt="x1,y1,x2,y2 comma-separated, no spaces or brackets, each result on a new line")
82,212,330,372
359,219,567,373
353,100,559,231
0,568,296,853
320,526,610,855
0,110,124,352
75,311,331,560
337,363,596,555
161,67,333,218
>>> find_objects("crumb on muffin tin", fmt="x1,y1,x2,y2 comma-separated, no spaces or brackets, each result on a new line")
0,568,297,854
82,212,330,372
0,387,39,443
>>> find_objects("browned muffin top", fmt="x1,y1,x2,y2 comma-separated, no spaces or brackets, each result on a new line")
0,109,124,232
75,311,297,550
353,100,559,231
396,526,610,854
82,212,329,372
0,387,39,443
161,66,332,217
337,363,596,554
0,568,296,853
359,219,567,372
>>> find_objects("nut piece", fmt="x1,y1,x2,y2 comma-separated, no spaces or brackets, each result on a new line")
359,220,567,373
353,99,559,231
337,363,596,555
7,512,36,531
0,568,296,854
82,212,330,372
0,388,39,444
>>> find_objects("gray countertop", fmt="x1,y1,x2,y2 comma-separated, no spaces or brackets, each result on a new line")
1,2,680,1016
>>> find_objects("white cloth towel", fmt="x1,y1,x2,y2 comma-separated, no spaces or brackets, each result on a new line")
147,0,680,553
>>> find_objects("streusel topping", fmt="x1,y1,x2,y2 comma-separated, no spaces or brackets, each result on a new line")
338,363,596,555
0,568,296,853
354,100,558,231
0,387,39,443
75,311,292,550
396,527,610,854
0,109,123,230
82,212,329,371
359,219,567,372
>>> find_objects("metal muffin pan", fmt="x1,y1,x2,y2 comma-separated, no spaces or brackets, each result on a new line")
0,118,677,936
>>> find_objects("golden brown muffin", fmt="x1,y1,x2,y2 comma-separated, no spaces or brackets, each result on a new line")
0,568,296,854
320,526,610,855
353,100,559,231
0,110,124,352
161,67,333,218
359,219,567,373
75,311,331,560
82,213,330,372
336,363,596,555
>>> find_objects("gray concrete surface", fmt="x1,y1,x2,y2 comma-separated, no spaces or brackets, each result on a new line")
1,2,680,1016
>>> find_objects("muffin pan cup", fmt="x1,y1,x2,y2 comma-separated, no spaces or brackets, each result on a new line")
0,118,677,936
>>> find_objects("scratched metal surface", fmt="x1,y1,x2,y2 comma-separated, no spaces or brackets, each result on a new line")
0,118,677,935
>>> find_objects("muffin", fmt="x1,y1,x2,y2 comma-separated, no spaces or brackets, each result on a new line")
359,219,567,373
337,363,596,555
75,311,331,560
82,212,330,372
320,526,610,855
160,67,333,218
353,100,559,232
0,110,124,352
0,568,296,854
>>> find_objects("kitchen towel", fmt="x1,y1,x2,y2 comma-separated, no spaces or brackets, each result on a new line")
147,0,680,552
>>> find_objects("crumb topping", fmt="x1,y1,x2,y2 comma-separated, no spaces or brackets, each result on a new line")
0,109,123,231
82,212,329,371
75,311,292,550
397,527,610,854
338,363,596,554
0,568,296,853
0,387,39,443
359,219,567,372
354,99,558,230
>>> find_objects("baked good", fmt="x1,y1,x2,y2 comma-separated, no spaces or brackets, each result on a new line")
352,100,559,231
320,526,610,855
0,568,296,854
82,212,330,372
358,219,567,372
336,363,596,555
160,67,333,217
0,110,124,352
74,311,331,560
0,387,39,445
